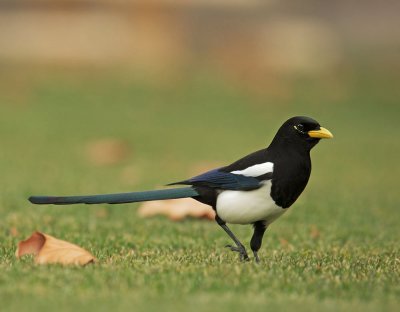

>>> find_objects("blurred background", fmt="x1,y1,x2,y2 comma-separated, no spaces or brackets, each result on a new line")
1,0,399,80
1,0,399,223
1,0,399,233
1,0,400,310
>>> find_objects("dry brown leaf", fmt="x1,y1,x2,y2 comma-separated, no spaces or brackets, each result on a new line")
138,198,215,221
16,232,95,266
85,138,130,166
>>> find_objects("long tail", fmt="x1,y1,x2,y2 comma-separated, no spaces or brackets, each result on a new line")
29,187,199,205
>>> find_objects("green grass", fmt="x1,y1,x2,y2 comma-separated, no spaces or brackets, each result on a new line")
0,67,399,311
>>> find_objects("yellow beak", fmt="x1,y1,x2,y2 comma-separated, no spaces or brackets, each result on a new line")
308,127,333,139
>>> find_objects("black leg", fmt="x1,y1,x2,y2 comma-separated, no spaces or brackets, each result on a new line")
250,221,267,263
215,215,249,261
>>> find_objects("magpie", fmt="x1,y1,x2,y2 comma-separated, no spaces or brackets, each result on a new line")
29,116,333,262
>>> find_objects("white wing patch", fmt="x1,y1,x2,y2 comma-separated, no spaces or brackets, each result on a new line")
231,162,274,177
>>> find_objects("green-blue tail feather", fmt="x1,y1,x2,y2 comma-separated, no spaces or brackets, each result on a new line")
29,187,199,205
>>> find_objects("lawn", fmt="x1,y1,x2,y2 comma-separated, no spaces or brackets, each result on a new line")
0,67,399,311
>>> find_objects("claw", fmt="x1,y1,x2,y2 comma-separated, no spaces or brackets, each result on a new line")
225,244,250,261
253,251,260,264
225,244,241,252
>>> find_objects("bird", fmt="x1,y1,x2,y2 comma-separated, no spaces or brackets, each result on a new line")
29,116,333,262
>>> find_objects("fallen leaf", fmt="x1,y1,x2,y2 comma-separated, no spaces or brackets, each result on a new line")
138,198,215,221
16,232,95,266
85,138,130,166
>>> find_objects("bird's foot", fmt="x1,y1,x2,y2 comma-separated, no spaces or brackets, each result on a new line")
225,244,250,261
253,251,260,264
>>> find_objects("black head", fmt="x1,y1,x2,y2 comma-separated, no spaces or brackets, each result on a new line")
271,116,333,151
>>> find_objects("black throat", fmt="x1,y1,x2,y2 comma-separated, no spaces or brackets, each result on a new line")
268,139,313,208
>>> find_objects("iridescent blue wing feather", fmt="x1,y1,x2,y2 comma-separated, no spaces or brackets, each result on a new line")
168,169,262,191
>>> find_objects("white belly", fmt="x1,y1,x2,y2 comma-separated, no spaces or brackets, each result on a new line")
216,182,285,225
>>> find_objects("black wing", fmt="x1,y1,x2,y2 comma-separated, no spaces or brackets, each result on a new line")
168,168,262,191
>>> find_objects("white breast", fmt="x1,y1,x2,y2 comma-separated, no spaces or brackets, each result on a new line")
216,181,285,225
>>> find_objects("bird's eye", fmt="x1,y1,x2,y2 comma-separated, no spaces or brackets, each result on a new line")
294,124,305,133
